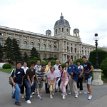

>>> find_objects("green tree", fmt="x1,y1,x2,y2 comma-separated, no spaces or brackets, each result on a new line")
89,49,107,68
12,38,22,62
100,58,107,78
23,52,29,62
4,37,13,62
30,47,40,58
0,44,3,61
73,58,84,65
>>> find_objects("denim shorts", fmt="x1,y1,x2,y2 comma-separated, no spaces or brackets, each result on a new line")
86,76,92,85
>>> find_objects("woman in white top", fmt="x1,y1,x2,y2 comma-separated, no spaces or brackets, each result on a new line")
21,62,29,98
21,62,29,74
77,61,84,94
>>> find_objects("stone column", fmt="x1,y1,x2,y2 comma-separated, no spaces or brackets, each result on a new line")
92,69,103,85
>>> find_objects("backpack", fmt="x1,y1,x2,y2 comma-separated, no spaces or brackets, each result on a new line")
9,69,15,86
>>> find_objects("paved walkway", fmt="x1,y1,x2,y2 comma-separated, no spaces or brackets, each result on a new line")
0,71,107,107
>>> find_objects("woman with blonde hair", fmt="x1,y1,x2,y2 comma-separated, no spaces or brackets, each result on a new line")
45,61,51,93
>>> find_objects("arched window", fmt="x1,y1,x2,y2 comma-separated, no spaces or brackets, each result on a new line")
75,48,77,53
54,45,57,51
55,29,57,34
24,41,27,45
67,29,68,32
31,42,34,48
0,33,3,36
24,41,27,49
44,44,46,50
38,43,40,50
71,47,72,52
67,46,69,52
49,45,51,50
31,42,34,45
71,55,73,61
62,28,64,32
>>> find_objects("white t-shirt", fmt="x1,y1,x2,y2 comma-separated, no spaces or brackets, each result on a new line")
54,64,61,78
78,65,83,73
34,64,42,73
21,66,28,74
78,65,83,69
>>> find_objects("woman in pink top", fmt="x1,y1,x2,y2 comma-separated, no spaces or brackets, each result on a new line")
59,65,69,99
47,67,56,99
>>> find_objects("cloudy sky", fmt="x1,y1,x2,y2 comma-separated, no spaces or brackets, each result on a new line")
0,0,107,47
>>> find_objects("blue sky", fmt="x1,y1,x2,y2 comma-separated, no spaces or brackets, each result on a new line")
0,0,107,47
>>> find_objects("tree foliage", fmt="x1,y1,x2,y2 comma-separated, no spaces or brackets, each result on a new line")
30,47,40,58
73,58,84,65
100,58,107,78
4,37,22,63
12,39,22,62
23,52,29,62
4,37,13,62
0,44,3,61
89,49,107,68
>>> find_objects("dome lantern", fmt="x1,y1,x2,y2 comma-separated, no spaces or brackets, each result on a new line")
54,13,70,36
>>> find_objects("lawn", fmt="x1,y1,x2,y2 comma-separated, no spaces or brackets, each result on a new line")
0,68,13,73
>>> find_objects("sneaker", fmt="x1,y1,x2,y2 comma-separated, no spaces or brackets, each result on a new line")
32,92,35,95
21,95,24,99
84,91,90,94
79,91,82,94
52,93,54,96
30,95,32,98
68,92,71,95
38,95,42,100
88,95,92,100
75,94,78,98
15,102,21,106
50,95,53,99
62,95,66,99
26,100,31,104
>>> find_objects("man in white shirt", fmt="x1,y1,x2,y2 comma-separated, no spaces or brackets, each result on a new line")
54,60,61,91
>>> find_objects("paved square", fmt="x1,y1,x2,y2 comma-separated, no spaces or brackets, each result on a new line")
0,71,107,107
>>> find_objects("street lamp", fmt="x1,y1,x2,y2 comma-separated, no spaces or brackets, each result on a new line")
95,33,99,69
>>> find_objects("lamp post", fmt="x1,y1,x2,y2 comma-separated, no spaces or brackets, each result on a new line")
95,33,99,69
92,33,103,85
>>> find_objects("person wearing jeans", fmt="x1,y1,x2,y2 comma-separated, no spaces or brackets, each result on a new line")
10,62,25,106
12,84,21,102
24,62,35,104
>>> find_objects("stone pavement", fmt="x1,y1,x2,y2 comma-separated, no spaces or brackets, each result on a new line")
0,71,107,107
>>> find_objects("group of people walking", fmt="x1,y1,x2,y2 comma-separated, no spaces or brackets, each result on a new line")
9,55,93,106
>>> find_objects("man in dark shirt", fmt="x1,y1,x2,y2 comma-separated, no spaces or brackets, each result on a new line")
82,56,94,100
10,62,25,106
24,62,35,104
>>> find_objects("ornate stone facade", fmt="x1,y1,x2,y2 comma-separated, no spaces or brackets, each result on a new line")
0,14,95,62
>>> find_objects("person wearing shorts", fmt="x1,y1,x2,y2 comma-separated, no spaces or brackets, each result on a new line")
82,56,94,100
